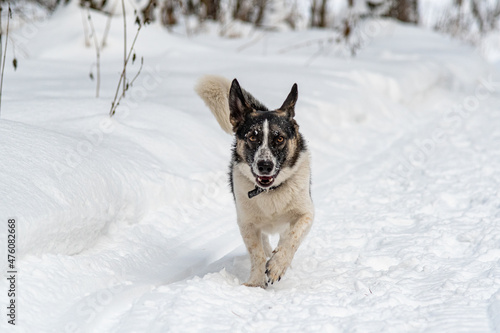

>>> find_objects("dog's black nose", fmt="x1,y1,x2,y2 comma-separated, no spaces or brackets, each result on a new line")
257,160,274,175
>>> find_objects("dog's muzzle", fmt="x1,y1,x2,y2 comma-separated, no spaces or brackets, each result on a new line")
248,160,281,198
254,160,277,188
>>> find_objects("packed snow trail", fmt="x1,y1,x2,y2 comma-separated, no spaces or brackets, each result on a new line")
0,4,499,332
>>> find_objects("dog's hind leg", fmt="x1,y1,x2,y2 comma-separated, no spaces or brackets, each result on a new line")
261,234,272,258
265,213,313,284
239,222,268,288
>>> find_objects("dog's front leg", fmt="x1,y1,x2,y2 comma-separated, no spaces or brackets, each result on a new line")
239,222,268,288
266,213,313,284
261,233,273,258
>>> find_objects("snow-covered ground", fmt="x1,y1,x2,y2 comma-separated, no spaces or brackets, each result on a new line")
1,3,500,332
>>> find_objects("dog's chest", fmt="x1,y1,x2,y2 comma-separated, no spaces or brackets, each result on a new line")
251,189,293,217
236,184,297,231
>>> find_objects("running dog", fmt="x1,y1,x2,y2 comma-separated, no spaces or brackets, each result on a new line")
195,75,314,288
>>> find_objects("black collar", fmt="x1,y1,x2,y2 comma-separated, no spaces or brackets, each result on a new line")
248,183,283,199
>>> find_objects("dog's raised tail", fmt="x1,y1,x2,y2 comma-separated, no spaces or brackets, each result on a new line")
195,75,233,135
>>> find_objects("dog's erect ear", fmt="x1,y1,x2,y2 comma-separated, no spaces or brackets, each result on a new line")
278,83,298,118
229,79,251,131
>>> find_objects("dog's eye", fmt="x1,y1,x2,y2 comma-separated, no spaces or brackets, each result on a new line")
276,136,285,144
248,135,257,142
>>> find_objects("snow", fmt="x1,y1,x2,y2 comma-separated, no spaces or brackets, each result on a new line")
1,2,500,332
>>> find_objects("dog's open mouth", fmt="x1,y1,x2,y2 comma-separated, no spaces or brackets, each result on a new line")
256,175,275,188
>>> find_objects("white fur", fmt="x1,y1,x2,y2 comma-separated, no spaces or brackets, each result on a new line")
233,151,314,287
195,75,233,134
196,75,314,288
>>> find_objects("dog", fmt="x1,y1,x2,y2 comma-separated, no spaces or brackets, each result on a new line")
195,75,314,288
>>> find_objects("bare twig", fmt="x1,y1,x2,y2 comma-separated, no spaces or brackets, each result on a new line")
109,57,143,116
0,4,11,117
81,7,91,47
128,56,144,87
100,12,113,48
121,0,127,97
87,7,101,98
101,0,119,48
109,22,143,117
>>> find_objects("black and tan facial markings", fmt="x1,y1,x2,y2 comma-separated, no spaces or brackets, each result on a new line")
229,79,306,190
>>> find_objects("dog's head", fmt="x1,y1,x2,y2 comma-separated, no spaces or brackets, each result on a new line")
229,79,305,189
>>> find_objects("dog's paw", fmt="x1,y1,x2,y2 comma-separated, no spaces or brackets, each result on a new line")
265,248,292,285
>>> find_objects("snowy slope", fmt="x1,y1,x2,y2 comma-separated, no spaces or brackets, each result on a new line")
1,3,500,332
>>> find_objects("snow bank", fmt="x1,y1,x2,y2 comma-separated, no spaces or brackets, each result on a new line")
0,119,160,256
